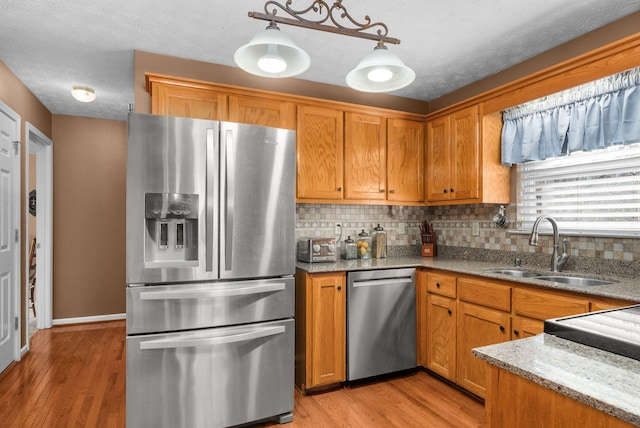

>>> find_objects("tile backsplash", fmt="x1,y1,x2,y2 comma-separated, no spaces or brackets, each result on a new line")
296,203,640,276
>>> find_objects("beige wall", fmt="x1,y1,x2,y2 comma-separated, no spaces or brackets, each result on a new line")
51,115,127,319
133,51,430,115
0,61,52,345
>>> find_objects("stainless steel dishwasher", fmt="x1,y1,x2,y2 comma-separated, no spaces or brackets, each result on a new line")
347,268,416,381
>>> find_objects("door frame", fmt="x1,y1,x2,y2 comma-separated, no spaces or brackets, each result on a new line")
24,122,53,340
0,99,21,366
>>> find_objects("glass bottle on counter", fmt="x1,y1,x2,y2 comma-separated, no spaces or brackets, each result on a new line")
371,224,387,258
342,236,357,260
356,230,372,259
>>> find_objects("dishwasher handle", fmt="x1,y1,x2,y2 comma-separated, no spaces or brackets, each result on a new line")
352,277,413,288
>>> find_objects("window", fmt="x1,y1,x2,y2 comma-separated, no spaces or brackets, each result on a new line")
517,142,640,236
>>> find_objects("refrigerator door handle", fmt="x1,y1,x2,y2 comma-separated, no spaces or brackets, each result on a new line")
139,281,287,300
139,325,286,350
352,278,414,288
223,128,235,272
205,128,218,273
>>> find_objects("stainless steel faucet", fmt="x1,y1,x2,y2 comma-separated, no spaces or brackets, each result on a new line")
529,215,569,272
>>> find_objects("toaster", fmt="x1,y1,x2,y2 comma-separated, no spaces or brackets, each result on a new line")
297,237,337,263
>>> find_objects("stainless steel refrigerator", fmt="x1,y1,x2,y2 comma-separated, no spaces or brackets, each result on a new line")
125,113,296,428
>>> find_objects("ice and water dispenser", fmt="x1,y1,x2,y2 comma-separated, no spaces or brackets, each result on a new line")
144,193,198,266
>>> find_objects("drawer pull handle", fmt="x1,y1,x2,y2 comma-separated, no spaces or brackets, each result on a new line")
140,325,286,350
447,309,452,315
513,329,520,336
436,282,441,288
499,325,505,332
338,187,342,192
140,282,286,300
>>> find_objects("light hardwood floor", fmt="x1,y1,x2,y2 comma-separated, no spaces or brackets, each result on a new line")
0,321,484,428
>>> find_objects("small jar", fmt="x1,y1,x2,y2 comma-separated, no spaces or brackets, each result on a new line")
342,236,357,260
356,230,372,259
371,224,387,258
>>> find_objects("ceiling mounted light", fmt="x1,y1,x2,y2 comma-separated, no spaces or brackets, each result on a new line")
238,0,415,93
234,22,311,78
345,42,416,93
71,86,96,102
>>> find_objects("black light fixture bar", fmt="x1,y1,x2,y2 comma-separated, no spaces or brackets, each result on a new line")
248,0,401,45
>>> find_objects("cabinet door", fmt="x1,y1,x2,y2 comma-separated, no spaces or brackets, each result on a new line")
457,302,510,398
426,293,456,381
426,116,451,201
297,106,344,200
416,270,428,367
344,112,386,200
228,95,296,129
309,274,346,388
151,82,227,120
450,106,479,200
512,315,544,339
387,118,424,203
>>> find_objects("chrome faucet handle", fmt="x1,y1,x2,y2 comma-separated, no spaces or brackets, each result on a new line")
557,239,569,270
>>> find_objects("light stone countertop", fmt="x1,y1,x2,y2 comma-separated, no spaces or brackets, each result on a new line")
296,256,640,303
473,334,640,427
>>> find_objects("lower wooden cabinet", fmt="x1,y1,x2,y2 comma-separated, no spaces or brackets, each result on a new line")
426,293,457,380
485,366,636,428
295,270,346,392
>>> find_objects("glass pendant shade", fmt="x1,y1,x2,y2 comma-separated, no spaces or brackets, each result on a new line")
346,44,416,93
234,24,311,78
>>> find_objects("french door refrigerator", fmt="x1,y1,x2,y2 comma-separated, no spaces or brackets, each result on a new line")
125,113,296,428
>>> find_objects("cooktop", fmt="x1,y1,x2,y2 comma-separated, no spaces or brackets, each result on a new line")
544,305,640,361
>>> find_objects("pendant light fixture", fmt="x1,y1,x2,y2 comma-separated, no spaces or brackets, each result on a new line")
235,0,415,93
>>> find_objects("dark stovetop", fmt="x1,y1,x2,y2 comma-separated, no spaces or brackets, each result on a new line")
544,304,640,361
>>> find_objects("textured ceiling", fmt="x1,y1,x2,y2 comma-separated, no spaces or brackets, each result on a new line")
1,0,640,121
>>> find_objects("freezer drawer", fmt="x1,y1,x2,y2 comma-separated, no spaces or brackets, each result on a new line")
127,319,294,428
126,277,294,335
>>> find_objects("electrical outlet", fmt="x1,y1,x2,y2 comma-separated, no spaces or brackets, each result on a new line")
334,223,342,235
398,222,405,234
472,222,480,236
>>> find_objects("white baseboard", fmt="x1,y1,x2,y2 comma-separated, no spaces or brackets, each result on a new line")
52,313,126,326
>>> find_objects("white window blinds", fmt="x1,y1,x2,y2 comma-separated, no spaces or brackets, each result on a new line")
517,142,640,235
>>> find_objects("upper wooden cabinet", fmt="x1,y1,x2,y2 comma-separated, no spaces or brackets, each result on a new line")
426,105,510,205
387,118,425,203
150,81,228,121
344,112,387,201
296,105,345,200
146,74,295,129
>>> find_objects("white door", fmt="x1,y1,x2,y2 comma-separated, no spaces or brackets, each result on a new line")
0,100,20,373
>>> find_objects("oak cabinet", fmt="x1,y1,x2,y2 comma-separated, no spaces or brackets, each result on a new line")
456,278,511,398
387,118,425,203
425,271,457,381
150,81,227,120
295,270,346,392
344,112,387,201
227,94,296,129
426,106,510,205
296,105,345,200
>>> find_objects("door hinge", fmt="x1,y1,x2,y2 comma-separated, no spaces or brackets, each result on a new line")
15,317,19,330
15,229,19,243
12,140,20,156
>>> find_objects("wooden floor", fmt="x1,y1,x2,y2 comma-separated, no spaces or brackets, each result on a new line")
0,321,484,428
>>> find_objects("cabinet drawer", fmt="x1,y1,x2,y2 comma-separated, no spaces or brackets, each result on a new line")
512,288,589,321
458,278,511,312
426,272,457,298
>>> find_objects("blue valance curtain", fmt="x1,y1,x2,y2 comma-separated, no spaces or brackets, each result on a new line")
501,66,640,166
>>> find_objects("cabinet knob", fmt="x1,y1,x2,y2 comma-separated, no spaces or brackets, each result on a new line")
390,189,395,193
447,309,452,315
436,282,441,288
337,285,342,291
450,188,454,193
514,329,520,336
337,187,342,192
499,325,505,332
443,189,448,193
380,189,385,193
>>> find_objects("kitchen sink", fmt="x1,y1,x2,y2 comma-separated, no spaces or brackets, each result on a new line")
535,276,613,286
486,269,543,278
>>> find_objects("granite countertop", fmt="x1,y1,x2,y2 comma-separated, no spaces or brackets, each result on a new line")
473,334,640,427
296,256,640,303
